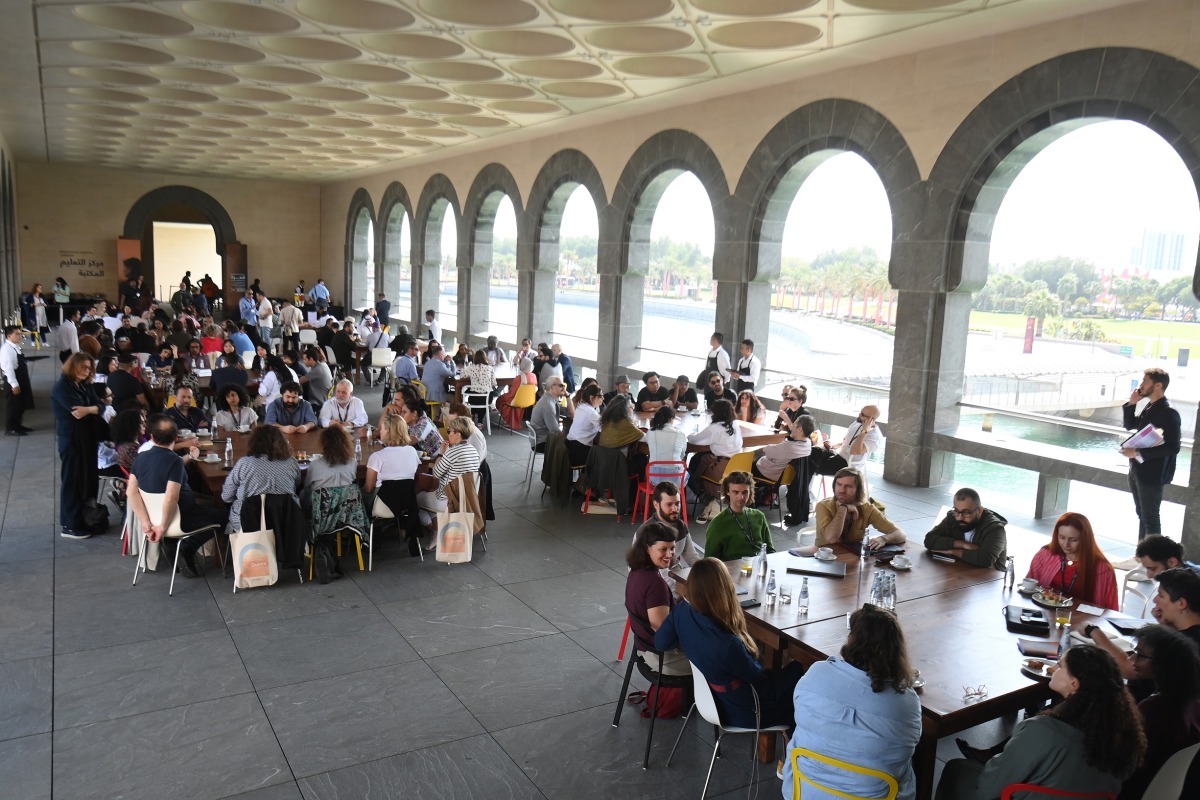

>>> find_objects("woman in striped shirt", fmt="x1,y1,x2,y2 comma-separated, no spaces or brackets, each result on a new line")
418,416,481,550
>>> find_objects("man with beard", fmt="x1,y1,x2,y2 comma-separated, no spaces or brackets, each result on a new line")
164,386,209,433
922,487,1008,570
632,482,703,569
265,381,317,434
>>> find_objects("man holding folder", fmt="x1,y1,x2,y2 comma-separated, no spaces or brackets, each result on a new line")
1121,367,1181,541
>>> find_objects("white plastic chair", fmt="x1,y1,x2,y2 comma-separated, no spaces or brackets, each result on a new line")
130,490,222,596
1140,741,1200,799
136,352,150,368
369,495,422,570
298,329,317,346
241,351,255,369
462,387,493,434
666,661,791,800
1121,571,1154,617
370,347,393,386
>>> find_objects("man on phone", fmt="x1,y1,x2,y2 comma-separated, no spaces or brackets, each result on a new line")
828,404,882,471
1121,367,1181,541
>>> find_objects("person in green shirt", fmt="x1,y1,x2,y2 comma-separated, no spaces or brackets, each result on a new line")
703,471,773,560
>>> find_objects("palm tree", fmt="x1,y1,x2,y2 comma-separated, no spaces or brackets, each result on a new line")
1023,289,1059,336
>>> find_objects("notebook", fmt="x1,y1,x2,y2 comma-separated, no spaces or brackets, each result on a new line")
786,559,848,578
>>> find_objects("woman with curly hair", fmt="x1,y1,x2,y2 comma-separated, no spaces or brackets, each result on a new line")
655,557,803,729
734,389,766,425
1025,512,1119,610
937,644,1145,800
783,604,921,799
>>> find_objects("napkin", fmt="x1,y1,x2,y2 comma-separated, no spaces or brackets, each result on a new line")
1075,603,1105,616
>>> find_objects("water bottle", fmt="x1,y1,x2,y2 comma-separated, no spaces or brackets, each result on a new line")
1059,623,1072,658
367,424,374,444
861,535,870,560
798,578,809,617
354,437,362,462
1004,556,1015,590
870,572,883,606
223,438,232,468
885,574,897,610
757,543,768,578
766,569,777,594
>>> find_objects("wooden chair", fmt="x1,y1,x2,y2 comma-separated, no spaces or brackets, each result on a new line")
789,747,899,800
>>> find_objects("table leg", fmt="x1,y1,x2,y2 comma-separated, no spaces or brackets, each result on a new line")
912,730,939,800
354,351,363,384
757,732,777,764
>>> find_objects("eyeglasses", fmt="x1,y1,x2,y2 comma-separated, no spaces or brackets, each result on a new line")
951,507,979,518
962,684,988,701
1132,649,1153,660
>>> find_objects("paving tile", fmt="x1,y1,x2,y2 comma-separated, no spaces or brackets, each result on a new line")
210,573,374,627
230,607,419,690
471,536,608,585
378,585,556,658
428,634,624,732
0,561,53,663
260,661,484,778
298,734,546,800
0,526,55,563
0,733,50,800
504,569,628,631
493,705,753,800
564,619,632,677
349,558,498,606
53,693,292,800
54,586,226,654
220,782,304,800
0,657,52,741
55,548,152,597
54,629,253,729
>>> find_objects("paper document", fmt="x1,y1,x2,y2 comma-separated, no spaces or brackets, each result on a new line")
1120,425,1163,462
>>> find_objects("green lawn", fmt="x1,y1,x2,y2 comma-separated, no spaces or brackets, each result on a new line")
969,311,1200,358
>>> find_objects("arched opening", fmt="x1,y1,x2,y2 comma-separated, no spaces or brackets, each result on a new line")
546,184,599,362
151,222,221,308
381,204,410,326
348,207,374,314
472,192,516,343
433,200,457,344
957,119,1199,530
629,170,714,380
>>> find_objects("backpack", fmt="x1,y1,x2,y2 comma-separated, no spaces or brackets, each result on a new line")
81,499,110,534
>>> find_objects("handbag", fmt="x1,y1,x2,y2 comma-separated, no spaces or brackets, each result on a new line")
435,475,474,564
810,446,848,476
229,494,278,589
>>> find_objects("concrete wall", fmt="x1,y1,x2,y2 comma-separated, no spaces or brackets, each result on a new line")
0,127,18,318
15,162,320,301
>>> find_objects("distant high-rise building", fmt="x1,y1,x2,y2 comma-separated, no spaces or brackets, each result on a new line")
1130,228,1186,274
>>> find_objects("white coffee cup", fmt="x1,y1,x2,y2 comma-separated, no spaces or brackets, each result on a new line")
1021,577,1039,592
816,547,833,559
204,453,220,463
893,556,912,568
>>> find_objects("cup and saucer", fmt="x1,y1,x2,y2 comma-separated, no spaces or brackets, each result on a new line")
891,555,914,570
203,453,221,464
814,547,837,562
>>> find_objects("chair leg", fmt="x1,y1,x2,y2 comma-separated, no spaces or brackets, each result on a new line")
354,534,365,571
699,732,723,800
169,541,182,596
131,534,148,586
612,654,637,727
643,670,664,769
368,522,375,571
616,616,632,661
665,704,696,767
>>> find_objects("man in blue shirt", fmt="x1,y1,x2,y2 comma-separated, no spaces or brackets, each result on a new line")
238,290,256,325
228,325,254,357
420,344,455,403
308,279,330,315
126,417,228,578
265,382,317,433
392,340,419,385
551,343,576,392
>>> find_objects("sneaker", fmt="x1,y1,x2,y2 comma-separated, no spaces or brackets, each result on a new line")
60,527,92,539
776,759,785,780
421,533,437,551
783,514,805,527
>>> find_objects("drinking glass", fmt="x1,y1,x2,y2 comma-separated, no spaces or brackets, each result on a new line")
1056,609,1072,627
779,583,793,604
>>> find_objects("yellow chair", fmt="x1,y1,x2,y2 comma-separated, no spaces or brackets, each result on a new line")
790,747,899,800
506,383,538,435
753,462,796,525
695,449,755,517
307,528,366,581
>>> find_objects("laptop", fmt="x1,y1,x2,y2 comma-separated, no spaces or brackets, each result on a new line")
786,558,848,578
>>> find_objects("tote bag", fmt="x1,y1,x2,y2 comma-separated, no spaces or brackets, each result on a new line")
435,475,475,564
230,494,278,590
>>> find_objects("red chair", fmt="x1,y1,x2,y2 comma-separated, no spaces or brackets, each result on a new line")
632,461,688,525
1000,785,1116,799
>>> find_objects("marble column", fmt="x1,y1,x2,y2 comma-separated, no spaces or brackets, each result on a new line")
517,269,554,347
458,263,489,348
597,272,644,387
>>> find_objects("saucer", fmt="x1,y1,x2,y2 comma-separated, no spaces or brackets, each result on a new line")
204,454,220,463
814,552,837,562
891,560,913,570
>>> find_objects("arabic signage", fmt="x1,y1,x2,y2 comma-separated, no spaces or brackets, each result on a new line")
59,250,106,279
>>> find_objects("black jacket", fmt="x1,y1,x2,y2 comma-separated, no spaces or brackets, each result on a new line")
1123,397,1182,485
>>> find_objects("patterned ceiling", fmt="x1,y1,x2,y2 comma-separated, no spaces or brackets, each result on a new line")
0,0,1116,181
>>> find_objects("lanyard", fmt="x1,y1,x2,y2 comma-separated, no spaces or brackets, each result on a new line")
729,510,756,548
336,402,349,422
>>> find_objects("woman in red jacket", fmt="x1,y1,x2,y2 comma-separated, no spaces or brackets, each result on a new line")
1025,512,1118,610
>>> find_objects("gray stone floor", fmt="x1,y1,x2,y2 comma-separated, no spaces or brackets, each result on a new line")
0,351,1138,800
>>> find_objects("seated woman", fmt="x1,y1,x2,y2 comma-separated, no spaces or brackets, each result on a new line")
1025,512,1119,610
572,376,599,407
146,343,174,371
686,399,743,521
364,413,422,554
461,349,497,406
936,645,1145,800
200,324,224,356
161,357,200,400
304,426,368,578
734,389,766,425
445,403,486,462
774,385,811,431
221,426,300,552
566,384,603,466
497,357,536,430
643,405,688,487
417,416,481,550
625,522,690,676
597,393,647,477
783,604,921,799
251,342,270,373
258,355,297,408
213,384,258,432
1120,625,1200,799
656,557,804,731
452,342,473,368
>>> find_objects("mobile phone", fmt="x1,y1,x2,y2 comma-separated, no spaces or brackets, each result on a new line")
930,553,956,563
739,598,761,609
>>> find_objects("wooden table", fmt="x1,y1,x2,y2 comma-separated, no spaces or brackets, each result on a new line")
632,409,786,451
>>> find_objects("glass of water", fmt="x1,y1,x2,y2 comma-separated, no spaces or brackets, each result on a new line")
779,583,793,604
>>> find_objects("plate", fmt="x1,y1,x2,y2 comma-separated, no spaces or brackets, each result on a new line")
1031,592,1073,609
891,560,913,571
814,552,837,562
1017,585,1041,597
1020,657,1057,681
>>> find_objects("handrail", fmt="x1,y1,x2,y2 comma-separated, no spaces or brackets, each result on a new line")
549,330,597,341
959,401,1195,448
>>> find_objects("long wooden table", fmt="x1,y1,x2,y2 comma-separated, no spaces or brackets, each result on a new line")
672,539,1122,800
633,408,786,451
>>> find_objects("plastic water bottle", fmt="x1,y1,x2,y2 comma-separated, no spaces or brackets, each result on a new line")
861,535,870,560
885,574,897,610
1059,623,1072,658
223,438,232,468
1004,556,1015,590
757,543,768,578
798,578,809,617
354,437,362,462
766,569,777,594
870,572,883,606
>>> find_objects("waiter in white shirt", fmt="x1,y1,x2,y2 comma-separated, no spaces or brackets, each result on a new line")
319,380,368,428
58,309,81,363
2,325,33,436
729,338,761,393
424,309,442,343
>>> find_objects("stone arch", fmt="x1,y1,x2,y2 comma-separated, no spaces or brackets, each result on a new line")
412,174,461,332
123,185,237,245
459,164,523,346
734,99,921,283
345,188,376,314
607,129,727,278
526,148,607,273
377,181,413,323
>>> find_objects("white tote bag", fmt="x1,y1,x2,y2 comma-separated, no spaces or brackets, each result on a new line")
229,494,278,590
435,475,475,564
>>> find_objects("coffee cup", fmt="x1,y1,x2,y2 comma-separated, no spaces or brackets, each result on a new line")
893,555,912,568
816,547,833,559
204,453,220,463
1021,577,1039,592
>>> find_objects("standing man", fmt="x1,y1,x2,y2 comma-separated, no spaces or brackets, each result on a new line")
815,467,905,550
255,289,274,345
239,290,256,326
2,325,33,436
320,379,368,428
704,332,731,385
57,308,81,363
729,339,761,393
424,309,441,343
922,487,1008,570
308,278,330,316
551,343,576,393
279,298,303,353
634,481,703,568
375,292,391,324
1122,367,1182,541
703,472,774,561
